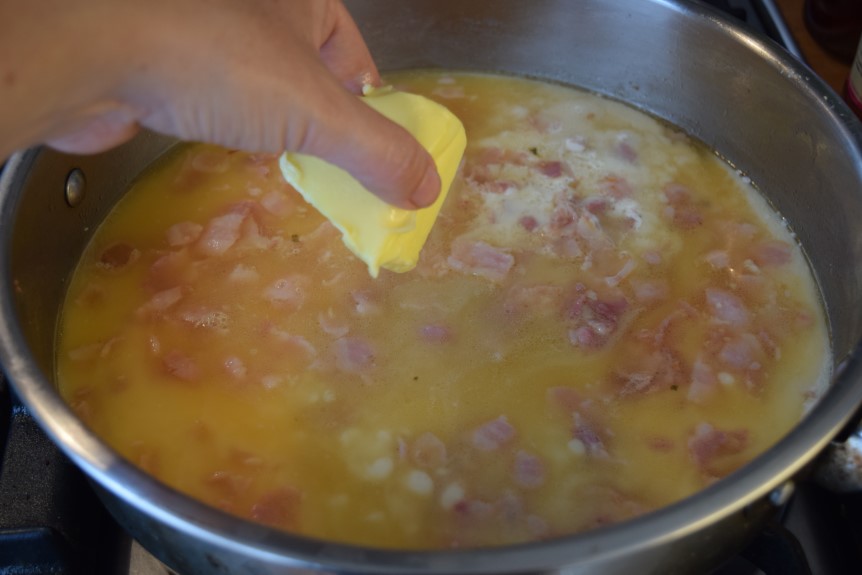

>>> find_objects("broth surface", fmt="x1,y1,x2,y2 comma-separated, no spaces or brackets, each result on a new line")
57,72,829,549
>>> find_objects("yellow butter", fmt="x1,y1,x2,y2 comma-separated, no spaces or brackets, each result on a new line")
279,86,466,277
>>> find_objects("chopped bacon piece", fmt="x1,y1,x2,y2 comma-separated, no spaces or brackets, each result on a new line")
147,249,195,291
704,250,730,269
166,222,203,247
161,351,200,382
615,346,684,397
687,355,717,404
351,290,379,316
750,240,792,267
259,190,294,218
718,333,764,370
196,211,246,256
275,332,317,361
599,176,634,199
318,311,349,338
663,183,703,229
564,286,629,349
513,450,546,489
687,423,749,475
572,414,609,458
471,416,516,451
236,216,274,251
569,325,606,348
250,487,302,529
410,432,448,468
228,263,260,283
537,160,569,178
97,243,140,271
519,215,538,232
334,337,375,373
223,356,247,379
180,307,230,330
705,288,750,326
264,276,308,309
631,279,669,304
420,324,452,343
136,286,184,318
615,139,638,164
448,239,514,282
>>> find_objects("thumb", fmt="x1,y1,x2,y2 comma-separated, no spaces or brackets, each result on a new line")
300,89,442,210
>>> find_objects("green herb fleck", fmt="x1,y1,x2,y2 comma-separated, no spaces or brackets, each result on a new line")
529,146,539,156
670,384,679,391
291,234,300,243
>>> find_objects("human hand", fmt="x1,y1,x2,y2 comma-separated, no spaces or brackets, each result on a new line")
0,0,441,209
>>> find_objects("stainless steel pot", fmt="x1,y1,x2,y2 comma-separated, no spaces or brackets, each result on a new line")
2,1,862,573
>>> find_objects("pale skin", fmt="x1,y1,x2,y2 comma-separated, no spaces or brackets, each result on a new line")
0,0,441,210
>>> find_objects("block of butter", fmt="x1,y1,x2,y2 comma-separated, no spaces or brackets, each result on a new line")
279,86,466,278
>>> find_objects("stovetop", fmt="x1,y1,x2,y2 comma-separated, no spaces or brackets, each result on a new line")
1,1,859,574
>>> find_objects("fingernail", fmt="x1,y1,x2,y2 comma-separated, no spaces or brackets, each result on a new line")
410,168,441,209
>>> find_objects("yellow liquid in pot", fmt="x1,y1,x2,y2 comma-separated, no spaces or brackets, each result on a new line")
56,72,830,549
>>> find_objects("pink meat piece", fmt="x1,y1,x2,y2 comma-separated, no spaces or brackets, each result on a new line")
161,351,200,382
513,450,546,489
471,415,516,452
97,243,140,271
410,432,448,468
447,239,514,282
263,276,308,309
750,240,792,267
663,183,703,229
223,356,247,379
599,176,634,199
147,249,195,291
631,279,669,304
687,422,749,472
136,286,184,318
334,337,375,373
318,312,350,338
615,139,638,164
687,355,717,404
572,413,609,458
705,288,750,326
259,190,294,218
537,160,571,178
196,211,246,256
519,215,539,232
166,222,203,247
718,333,764,370
420,324,452,343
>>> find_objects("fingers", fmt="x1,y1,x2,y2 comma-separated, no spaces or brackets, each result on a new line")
295,82,441,209
44,103,142,155
318,2,381,93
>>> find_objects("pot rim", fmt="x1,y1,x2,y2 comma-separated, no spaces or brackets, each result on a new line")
3,1,862,571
